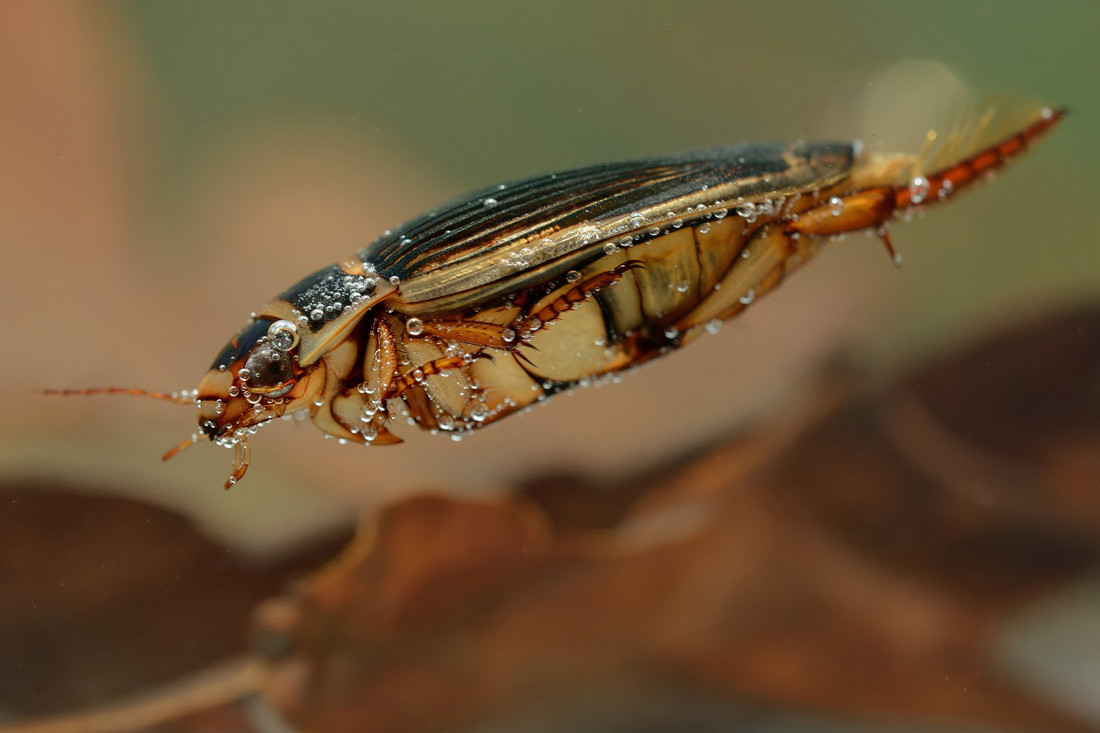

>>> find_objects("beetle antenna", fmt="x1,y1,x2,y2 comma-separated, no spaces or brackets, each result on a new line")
44,387,197,406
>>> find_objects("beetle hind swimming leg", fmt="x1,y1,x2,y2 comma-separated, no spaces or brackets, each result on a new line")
785,104,1066,252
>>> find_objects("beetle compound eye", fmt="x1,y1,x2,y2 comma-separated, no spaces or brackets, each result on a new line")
267,320,300,351
243,343,295,393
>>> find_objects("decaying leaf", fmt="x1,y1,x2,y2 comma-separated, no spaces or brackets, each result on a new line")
3,309,1098,733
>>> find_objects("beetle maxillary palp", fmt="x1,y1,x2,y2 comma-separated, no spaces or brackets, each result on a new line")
162,433,201,462
225,436,251,490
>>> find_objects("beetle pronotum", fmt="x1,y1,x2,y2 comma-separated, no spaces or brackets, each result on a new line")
51,103,1065,488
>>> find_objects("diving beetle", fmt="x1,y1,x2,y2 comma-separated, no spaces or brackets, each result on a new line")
52,104,1065,488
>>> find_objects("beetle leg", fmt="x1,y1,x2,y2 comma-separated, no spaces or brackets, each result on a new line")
510,260,643,345
409,261,642,354
384,352,491,400
415,319,518,350
327,318,404,445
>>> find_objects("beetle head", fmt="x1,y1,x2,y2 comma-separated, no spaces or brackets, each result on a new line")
180,317,331,483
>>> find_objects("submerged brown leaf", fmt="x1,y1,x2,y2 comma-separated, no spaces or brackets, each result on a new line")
4,309,1098,733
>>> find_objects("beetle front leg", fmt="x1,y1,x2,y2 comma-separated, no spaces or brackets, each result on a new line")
328,318,404,445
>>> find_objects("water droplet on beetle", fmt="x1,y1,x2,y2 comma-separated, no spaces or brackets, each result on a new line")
938,179,954,200
565,270,582,283
406,317,424,336
705,319,723,334
909,176,930,204
828,196,844,216
698,222,712,234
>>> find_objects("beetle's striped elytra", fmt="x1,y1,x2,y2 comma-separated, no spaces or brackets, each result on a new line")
49,103,1065,488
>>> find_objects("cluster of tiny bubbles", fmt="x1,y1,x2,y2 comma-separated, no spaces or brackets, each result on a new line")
938,179,954,200
603,242,620,256
705,319,723,335
909,176,930,205
828,196,845,216
578,226,601,245
483,197,499,208
565,270,582,284
697,222,712,235
345,274,376,295
739,288,756,305
405,317,425,336
502,246,538,272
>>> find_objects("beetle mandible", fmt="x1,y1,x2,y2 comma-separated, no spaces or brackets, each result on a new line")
52,103,1065,488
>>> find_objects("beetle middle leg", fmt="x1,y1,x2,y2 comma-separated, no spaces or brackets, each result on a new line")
383,352,491,400
411,260,643,355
